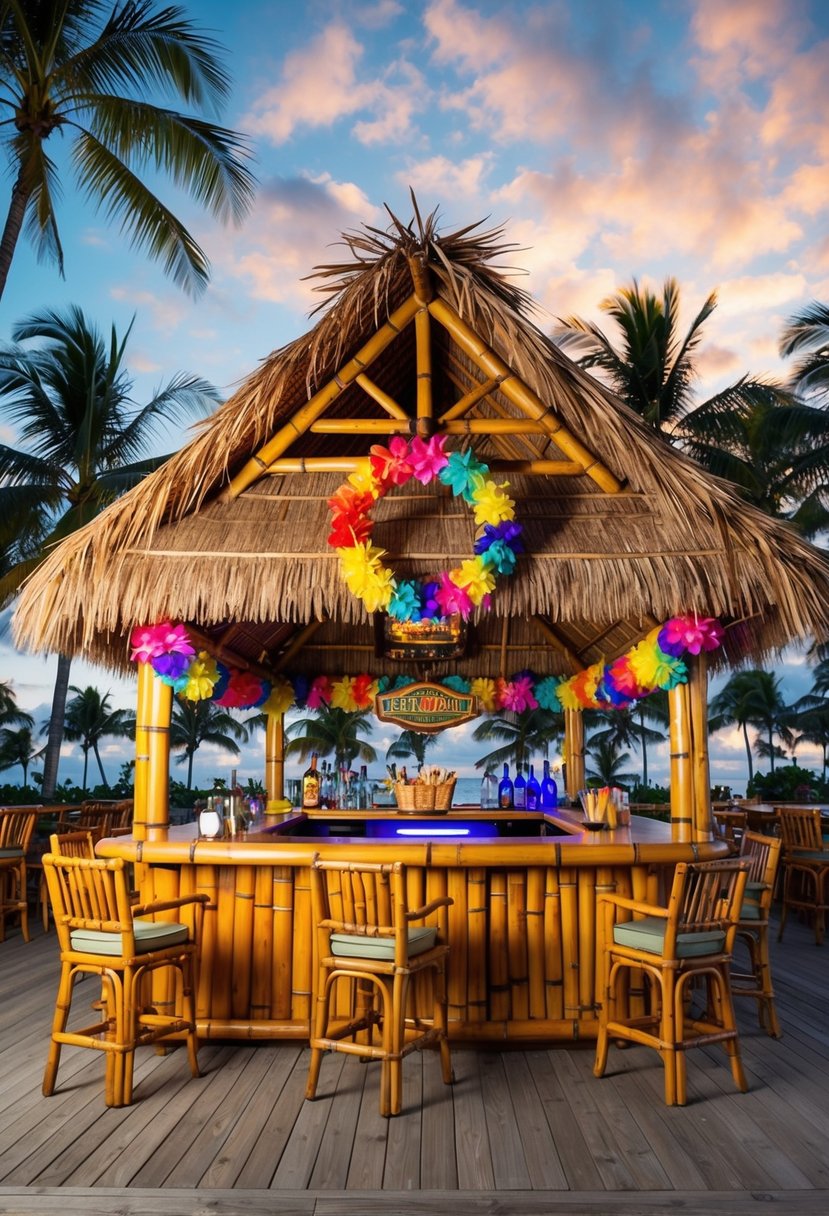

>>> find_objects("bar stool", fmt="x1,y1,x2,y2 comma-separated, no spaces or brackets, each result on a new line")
594,858,748,1105
42,852,207,1106
0,807,39,942
777,806,829,945
305,855,454,1116
732,830,783,1037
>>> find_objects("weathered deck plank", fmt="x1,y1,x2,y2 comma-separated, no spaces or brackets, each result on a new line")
0,906,828,1215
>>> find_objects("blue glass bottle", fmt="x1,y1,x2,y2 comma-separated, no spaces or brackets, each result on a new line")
541,759,558,809
514,765,527,809
498,763,513,808
526,763,541,811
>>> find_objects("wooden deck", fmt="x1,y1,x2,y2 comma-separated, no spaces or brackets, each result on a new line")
1,910,829,1215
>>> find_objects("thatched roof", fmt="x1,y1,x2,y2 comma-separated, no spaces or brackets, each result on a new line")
12,204,829,680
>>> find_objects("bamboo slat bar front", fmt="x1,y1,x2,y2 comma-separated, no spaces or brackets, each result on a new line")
98,811,728,1045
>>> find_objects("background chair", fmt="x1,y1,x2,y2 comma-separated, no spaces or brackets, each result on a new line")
0,807,39,942
777,806,829,945
594,858,748,1106
306,856,454,1117
732,830,783,1037
42,851,207,1107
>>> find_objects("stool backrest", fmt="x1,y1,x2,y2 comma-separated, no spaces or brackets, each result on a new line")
310,857,407,968
42,853,135,957
777,806,824,852
49,830,97,858
0,807,38,851
664,859,748,958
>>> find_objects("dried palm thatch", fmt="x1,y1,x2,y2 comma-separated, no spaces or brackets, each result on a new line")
11,203,829,678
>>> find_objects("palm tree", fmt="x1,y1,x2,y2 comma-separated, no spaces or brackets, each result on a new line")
0,678,33,730
169,699,249,790
584,738,638,788
709,670,794,781
0,724,40,785
0,304,218,796
0,0,255,300
60,684,133,791
555,278,778,433
586,692,668,789
386,730,437,772
780,302,829,405
285,706,378,771
472,707,561,771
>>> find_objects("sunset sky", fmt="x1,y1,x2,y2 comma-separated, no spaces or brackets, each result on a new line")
2,0,828,792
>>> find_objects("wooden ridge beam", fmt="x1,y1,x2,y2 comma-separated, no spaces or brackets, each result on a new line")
264,457,584,476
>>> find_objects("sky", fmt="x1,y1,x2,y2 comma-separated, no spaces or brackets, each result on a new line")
2,0,829,794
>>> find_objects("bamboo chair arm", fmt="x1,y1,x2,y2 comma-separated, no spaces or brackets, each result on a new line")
406,895,454,920
132,894,210,917
597,893,668,919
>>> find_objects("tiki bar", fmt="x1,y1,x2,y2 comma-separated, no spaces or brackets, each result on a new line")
12,211,829,1116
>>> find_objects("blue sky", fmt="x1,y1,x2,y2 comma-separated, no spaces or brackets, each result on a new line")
2,0,829,792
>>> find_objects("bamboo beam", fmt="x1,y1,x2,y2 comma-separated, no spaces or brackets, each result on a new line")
354,373,409,420
439,375,502,422
186,624,275,684
308,418,548,435
428,298,623,493
274,619,326,672
533,616,584,673
265,456,583,476
222,293,420,501
499,615,509,677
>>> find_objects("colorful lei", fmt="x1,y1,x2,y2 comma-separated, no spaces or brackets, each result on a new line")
328,436,523,622
130,614,724,714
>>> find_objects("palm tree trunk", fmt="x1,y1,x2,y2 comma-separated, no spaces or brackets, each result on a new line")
742,721,754,782
81,746,89,793
0,168,31,302
41,653,72,799
187,747,194,790
638,709,649,787
93,743,108,789
768,727,775,773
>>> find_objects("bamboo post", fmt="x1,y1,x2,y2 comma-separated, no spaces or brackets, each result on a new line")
688,652,713,841
544,867,563,1020
415,306,433,435
146,676,171,842
563,708,585,799
507,870,529,1020
132,661,153,844
232,865,256,1019
466,868,487,1023
669,682,693,842
488,870,509,1022
266,711,286,811
526,866,546,1019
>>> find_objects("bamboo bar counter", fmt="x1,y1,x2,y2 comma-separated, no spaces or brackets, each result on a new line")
97,807,728,1044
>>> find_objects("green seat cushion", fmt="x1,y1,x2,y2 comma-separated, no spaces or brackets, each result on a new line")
330,925,437,960
789,851,829,863
739,880,766,921
0,847,24,858
70,918,190,956
613,916,726,958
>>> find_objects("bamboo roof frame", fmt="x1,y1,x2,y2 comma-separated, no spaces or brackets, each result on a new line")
11,202,829,681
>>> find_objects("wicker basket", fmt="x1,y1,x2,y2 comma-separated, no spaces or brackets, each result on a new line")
394,779,456,813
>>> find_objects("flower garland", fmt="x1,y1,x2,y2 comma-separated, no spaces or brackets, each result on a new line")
129,614,724,715
328,436,524,621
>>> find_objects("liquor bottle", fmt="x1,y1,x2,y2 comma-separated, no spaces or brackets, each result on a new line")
302,753,321,809
526,763,541,811
357,764,369,809
498,763,513,809
480,769,498,809
514,765,527,810
540,760,558,809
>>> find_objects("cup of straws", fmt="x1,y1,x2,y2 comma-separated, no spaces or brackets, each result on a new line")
578,787,613,829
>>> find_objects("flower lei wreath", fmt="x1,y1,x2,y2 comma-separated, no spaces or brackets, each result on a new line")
328,435,524,622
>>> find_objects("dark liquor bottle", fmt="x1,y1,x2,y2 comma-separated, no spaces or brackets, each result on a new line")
526,763,541,811
541,760,558,809
302,753,321,809
514,765,527,810
498,763,513,809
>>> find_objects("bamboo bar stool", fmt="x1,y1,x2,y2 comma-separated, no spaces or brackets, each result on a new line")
777,806,829,945
732,830,783,1037
594,858,749,1106
306,856,454,1117
41,852,208,1107
39,830,99,931
0,807,39,942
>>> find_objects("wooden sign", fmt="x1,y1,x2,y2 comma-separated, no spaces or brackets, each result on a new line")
379,613,467,661
375,681,479,734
